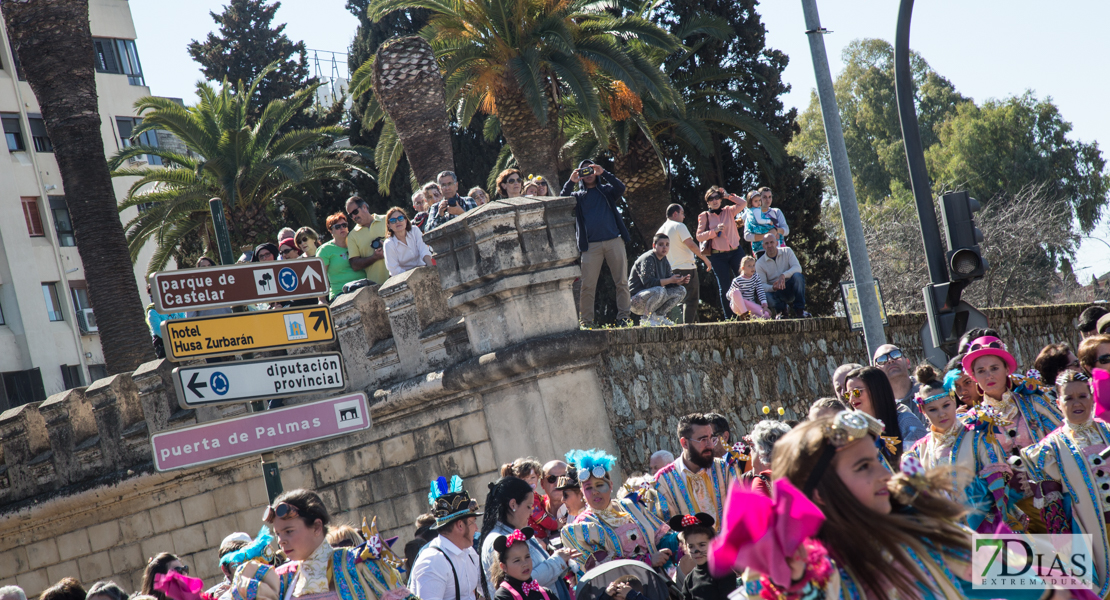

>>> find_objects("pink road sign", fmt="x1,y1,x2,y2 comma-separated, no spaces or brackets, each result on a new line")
151,392,370,471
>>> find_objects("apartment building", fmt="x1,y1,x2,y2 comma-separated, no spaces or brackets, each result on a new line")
0,0,163,409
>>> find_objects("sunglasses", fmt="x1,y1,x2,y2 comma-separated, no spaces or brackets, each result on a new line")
171,565,189,575
331,223,348,230
874,348,903,364
257,251,273,260
969,340,1005,352
707,194,723,201
505,177,522,184
388,216,406,224
545,474,561,484
1098,354,1110,366
263,501,299,523
843,388,863,399
577,465,608,481
349,207,362,216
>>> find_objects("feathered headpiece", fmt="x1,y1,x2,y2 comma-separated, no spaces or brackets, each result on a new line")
566,449,616,482
428,475,465,505
942,368,963,392
428,474,478,529
220,526,276,567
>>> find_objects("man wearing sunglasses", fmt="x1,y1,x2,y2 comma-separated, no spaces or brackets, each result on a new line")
538,460,568,537
652,413,737,529
872,344,922,420
345,196,390,287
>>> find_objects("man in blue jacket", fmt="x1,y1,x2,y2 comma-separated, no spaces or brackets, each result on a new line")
562,159,632,326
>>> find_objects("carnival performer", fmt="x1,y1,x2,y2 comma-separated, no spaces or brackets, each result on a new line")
964,335,1062,455
410,475,483,600
487,528,558,600
478,477,577,600
229,489,413,600
905,364,1026,533
559,449,678,570
554,465,586,526
1020,371,1110,598
714,412,1054,599
944,354,982,410
668,513,735,600
653,414,739,528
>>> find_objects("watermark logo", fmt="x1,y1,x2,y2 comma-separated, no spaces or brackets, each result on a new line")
973,533,1094,590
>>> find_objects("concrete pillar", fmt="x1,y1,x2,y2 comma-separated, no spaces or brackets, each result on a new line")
39,388,101,484
378,267,454,380
332,284,390,391
424,197,581,354
87,370,152,466
0,402,52,499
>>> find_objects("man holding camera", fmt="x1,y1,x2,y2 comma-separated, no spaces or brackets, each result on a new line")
346,195,390,286
562,159,632,326
628,233,688,326
428,171,477,229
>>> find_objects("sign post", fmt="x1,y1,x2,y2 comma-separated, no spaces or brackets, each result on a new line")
160,307,335,361
150,259,329,313
172,353,346,408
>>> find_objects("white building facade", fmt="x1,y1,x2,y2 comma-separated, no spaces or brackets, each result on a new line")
0,0,162,409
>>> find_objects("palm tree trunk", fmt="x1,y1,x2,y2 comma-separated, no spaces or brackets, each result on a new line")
372,36,455,184
614,129,670,245
495,79,562,190
3,0,154,374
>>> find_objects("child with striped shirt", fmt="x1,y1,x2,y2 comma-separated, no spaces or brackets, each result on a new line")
726,255,769,318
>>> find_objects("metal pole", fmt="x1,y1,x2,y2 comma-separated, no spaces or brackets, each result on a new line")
208,196,283,504
800,0,887,358
894,0,948,284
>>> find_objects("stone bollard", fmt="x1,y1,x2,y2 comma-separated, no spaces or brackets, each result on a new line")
87,370,152,467
332,284,390,391
424,196,581,354
0,402,52,499
39,388,101,485
378,266,454,380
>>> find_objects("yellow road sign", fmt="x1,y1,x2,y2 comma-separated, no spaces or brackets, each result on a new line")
161,307,335,361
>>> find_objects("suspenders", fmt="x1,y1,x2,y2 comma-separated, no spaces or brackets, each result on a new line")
432,547,462,600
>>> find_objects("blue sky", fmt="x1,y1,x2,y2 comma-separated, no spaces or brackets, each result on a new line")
130,0,1110,279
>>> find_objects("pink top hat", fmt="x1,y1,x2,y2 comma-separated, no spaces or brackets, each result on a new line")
962,336,1017,376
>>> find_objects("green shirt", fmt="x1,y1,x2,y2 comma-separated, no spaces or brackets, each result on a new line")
316,241,363,299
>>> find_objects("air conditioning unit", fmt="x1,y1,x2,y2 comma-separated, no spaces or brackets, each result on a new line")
76,307,98,333
127,156,148,166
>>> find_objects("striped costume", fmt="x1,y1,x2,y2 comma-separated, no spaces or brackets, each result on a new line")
559,497,672,571
651,456,738,528
232,542,414,600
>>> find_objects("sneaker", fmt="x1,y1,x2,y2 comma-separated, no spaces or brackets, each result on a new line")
657,316,676,326
642,314,660,327
775,313,786,320
798,310,812,318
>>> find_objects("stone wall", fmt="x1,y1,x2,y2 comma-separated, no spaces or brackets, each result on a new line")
0,193,1091,598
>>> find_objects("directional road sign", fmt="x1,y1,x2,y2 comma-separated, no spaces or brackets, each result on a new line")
161,306,335,361
151,392,370,471
172,353,346,409
150,259,329,313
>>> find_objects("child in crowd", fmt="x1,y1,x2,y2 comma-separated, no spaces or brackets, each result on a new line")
726,256,769,318
492,528,558,600
743,191,781,256
670,513,735,600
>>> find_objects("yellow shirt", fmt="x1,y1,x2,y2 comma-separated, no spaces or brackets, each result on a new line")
348,216,390,286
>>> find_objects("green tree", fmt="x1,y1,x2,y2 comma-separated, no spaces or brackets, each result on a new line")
109,68,373,273
654,0,849,317
926,92,1109,234
2,0,154,373
789,38,970,204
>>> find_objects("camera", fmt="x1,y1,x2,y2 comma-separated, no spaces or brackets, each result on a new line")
577,166,594,178
448,196,457,207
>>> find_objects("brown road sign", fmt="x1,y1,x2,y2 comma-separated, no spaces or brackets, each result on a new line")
150,259,329,313
161,306,336,361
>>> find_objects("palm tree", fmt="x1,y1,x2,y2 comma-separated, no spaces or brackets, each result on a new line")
109,66,374,273
365,0,680,187
3,0,154,374
562,9,786,243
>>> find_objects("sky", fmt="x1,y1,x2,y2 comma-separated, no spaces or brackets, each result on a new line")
129,0,1110,278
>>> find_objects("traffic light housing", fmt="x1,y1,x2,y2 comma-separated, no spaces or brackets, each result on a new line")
940,191,988,283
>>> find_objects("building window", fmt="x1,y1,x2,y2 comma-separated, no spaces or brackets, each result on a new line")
93,38,145,86
49,196,75,246
116,117,162,166
3,113,24,152
22,197,45,237
27,115,52,153
87,364,108,382
61,364,84,390
42,282,64,322
2,368,46,409
71,284,96,333
7,40,25,81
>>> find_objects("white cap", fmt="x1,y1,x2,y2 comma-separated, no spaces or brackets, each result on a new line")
221,532,252,546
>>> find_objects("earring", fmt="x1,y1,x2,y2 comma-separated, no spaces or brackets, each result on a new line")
975,383,984,397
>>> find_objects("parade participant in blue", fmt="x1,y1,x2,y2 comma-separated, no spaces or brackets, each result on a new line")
905,364,1027,533
963,335,1062,455
652,414,739,529
1020,371,1110,598
560,449,678,571
410,475,483,600
229,489,413,600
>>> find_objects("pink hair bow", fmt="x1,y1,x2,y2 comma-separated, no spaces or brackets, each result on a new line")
154,571,204,600
709,479,825,586
1093,369,1110,423
505,529,527,547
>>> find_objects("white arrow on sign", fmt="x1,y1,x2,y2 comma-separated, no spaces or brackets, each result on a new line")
301,265,323,290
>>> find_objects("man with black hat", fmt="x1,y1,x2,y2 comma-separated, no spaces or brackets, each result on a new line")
410,475,482,600
561,159,632,327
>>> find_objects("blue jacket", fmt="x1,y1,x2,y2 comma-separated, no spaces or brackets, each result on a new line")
561,172,631,252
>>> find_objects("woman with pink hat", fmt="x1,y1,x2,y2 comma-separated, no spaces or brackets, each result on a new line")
962,335,1062,456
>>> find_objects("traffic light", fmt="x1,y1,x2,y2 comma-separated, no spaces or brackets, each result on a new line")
940,191,988,283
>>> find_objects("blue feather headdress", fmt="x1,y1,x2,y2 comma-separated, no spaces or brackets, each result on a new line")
566,449,616,481
943,368,963,393
428,474,477,529
220,526,275,567
428,475,464,506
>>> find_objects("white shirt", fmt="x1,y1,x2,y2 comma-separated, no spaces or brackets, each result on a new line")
656,219,696,270
410,535,482,600
755,246,802,293
383,226,433,276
